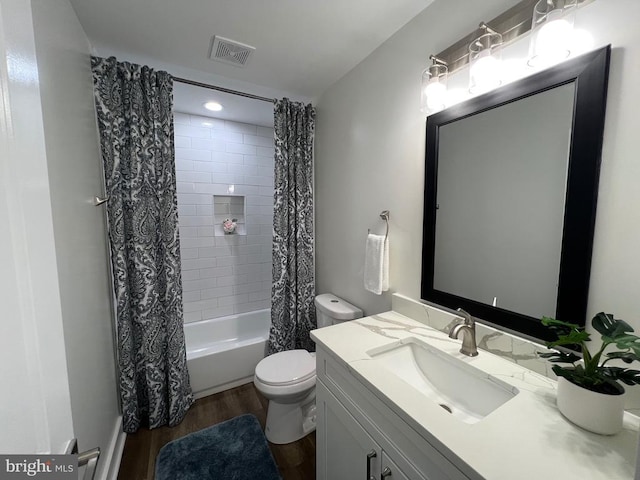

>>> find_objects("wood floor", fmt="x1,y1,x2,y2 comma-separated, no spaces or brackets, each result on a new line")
117,383,316,480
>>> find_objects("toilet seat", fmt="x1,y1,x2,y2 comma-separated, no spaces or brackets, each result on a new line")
255,349,316,386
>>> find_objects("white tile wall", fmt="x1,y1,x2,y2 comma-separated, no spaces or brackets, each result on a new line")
174,112,274,323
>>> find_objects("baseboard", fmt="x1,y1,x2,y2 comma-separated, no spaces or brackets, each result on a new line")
193,377,253,400
102,415,126,480
97,383,254,480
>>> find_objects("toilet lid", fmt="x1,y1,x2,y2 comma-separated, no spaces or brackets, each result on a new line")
255,349,316,386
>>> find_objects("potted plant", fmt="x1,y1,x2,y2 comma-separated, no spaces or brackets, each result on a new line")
539,312,640,435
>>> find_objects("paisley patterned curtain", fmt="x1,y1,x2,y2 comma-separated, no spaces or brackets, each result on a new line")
91,56,192,433
267,99,317,354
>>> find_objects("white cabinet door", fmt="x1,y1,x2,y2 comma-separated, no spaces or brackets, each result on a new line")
317,349,471,480
317,381,381,480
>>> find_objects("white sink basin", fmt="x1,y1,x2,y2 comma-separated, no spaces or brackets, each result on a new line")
366,338,518,424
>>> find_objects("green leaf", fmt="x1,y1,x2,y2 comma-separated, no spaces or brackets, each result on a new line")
630,344,640,358
614,334,640,343
612,334,640,352
551,365,578,379
605,352,639,364
600,367,640,386
546,329,590,349
542,317,580,333
542,317,581,329
592,312,633,338
613,320,635,336
538,350,581,364
553,364,586,377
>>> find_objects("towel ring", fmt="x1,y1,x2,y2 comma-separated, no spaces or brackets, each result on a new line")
368,210,390,240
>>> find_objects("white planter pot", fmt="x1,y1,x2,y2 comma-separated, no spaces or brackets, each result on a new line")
556,376,625,435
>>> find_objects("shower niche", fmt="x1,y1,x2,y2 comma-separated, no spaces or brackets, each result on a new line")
213,195,245,236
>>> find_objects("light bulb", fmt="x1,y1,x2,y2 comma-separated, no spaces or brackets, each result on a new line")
528,4,576,68
570,29,595,56
425,80,446,111
537,19,571,60
470,52,501,94
468,30,503,94
421,63,448,114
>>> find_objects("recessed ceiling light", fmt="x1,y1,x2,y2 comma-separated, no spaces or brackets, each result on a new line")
203,101,223,112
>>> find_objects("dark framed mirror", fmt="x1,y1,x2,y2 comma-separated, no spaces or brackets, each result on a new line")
421,45,611,342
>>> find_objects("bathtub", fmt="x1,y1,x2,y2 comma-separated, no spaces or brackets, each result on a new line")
184,309,270,399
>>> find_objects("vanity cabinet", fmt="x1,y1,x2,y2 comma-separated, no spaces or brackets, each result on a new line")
318,381,411,480
316,347,474,480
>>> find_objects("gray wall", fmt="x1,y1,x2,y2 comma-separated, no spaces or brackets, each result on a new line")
315,0,640,340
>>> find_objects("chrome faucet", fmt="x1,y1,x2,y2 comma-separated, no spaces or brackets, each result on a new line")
449,308,478,357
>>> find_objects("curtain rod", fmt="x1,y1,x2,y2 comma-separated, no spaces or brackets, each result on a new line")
173,76,275,104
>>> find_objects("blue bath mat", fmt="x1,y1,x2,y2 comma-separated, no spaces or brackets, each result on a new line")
155,414,281,480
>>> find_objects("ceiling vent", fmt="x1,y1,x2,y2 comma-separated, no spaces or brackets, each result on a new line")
209,36,255,67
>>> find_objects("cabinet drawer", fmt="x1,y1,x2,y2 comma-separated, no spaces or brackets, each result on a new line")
317,349,477,480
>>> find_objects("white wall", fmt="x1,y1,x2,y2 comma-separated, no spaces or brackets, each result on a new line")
315,0,521,313
0,0,74,455
30,0,121,476
315,0,640,336
577,0,640,333
175,113,274,322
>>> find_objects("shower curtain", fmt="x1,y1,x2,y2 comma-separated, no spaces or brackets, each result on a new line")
267,98,317,354
91,56,192,433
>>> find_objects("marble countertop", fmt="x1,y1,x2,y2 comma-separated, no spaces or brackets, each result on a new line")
311,310,640,480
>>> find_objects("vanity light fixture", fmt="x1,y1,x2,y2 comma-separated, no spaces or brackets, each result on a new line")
528,0,577,67
203,101,223,112
469,23,503,94
421,55,448,114
420,0,594,110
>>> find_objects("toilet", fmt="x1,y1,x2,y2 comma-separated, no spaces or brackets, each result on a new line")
253,293,363,444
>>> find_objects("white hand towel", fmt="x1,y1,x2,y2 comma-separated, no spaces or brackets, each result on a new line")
381,235,389,292
364,233,389,295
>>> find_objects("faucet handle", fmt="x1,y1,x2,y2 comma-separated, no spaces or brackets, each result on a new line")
456,308,474,326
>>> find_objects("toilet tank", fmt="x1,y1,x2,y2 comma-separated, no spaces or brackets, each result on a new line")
315,293,363,328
